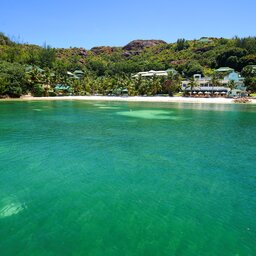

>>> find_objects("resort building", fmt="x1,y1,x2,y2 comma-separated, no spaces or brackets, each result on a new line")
181,68,247,97
133,69,177,78
54,84,72,95
215,67,234,73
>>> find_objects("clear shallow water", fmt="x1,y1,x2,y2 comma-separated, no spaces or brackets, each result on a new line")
0,100,255,256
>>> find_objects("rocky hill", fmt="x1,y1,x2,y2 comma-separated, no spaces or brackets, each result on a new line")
123,40,167,51
0,33,256,78
0,33,256,97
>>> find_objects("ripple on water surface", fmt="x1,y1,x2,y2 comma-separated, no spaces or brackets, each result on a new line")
0,101,255,255
93,103,121,109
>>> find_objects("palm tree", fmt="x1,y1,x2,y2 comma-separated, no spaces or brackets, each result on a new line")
25,66,44,95
187,76,198,96
164,72,181,96
210,73,221,96
134,75,142,94
228,80,235,90
42,68,54,96
227,80,236,97
150,75,162,95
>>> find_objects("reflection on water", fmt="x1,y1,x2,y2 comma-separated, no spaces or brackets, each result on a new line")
98,106,121,109
93,103,107,107
116,109,179,120
123,101,256,113
93,103,121,110
169,102,256,112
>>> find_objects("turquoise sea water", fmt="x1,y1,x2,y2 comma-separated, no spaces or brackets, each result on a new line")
0,100,255,256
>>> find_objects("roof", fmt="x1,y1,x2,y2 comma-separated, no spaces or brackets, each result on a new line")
55,84,70,90
215,67,234,72
73,70,84,74
183,86,229,92
67,70,83,78
133,70,170,77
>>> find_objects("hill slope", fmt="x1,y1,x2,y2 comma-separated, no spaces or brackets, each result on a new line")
0,33,256,97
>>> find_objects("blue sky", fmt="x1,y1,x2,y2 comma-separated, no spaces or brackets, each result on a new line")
0,0,255,49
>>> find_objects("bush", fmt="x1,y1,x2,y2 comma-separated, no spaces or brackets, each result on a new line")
32,84,44,97
48,91,57,97
0,61,26,97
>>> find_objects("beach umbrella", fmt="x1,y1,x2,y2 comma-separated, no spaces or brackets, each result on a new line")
193,91,197,94
205,91,210,94
214,92,219,95
221,91,227,94
198,91,203,94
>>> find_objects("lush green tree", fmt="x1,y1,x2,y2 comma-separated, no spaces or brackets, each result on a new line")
87,59,108,76
241,65,256,77
244,77,256,92
0,61,26,97
210,73,221,94
134,75,143,94
227,80,235,91
163,72,181,96
0,33,14,46
183,61,203,77
33,84,45,97
239,54,256,68
187,76,198,94
1,35,256,96
25,66,44,93
26,46,41,66
241,65,256,92
5,45,22,63
234,36,256,54
39,44,56,68
175,39,189,51
149,75,162,95
216,47,248,69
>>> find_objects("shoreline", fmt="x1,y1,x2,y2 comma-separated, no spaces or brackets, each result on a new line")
1,96,256,104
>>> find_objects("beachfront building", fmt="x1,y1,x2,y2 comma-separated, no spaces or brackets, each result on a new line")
132,69,177,78
181,68,247,97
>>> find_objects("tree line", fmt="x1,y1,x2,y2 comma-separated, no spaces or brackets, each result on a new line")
0,33,255,97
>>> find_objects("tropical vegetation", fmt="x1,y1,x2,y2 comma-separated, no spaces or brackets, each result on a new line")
0,32,256,98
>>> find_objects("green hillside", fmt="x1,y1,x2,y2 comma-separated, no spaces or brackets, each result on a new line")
0,32,255,97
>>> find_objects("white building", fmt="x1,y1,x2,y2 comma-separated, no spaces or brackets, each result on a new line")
181,69,247,97
181,74,229,93
133,69,177,78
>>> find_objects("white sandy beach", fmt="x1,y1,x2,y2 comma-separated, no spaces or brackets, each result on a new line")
3,96,253,104
4,95,256,104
